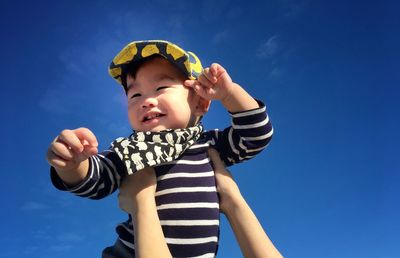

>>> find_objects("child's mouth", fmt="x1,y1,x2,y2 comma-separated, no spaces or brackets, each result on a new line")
142,113,165,122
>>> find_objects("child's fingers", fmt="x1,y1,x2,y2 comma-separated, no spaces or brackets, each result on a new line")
184,79,200,92
194,83,216,99
46,148,69,168
211,63,227,77
198,72,216,89
185,78,212,89
51,141,75,160
185,79,214,99
184,79,196,87
202,68,217,84
210,63,220,77
58,129,85,152
74,128,99,148
48,158,68,168
82,144,98,157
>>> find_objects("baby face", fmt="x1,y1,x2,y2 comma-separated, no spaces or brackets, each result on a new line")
126,57,199,132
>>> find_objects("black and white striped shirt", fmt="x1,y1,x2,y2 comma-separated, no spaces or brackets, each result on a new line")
51,100,273,258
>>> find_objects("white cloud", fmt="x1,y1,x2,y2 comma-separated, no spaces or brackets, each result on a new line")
256,35,292,80
257,35,280,59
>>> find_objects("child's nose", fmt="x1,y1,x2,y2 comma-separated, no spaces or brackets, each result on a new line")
141,95,158,108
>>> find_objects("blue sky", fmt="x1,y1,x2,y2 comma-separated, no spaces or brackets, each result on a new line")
1,0,399,257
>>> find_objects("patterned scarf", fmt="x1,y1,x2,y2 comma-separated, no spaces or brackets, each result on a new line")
111,124,203,175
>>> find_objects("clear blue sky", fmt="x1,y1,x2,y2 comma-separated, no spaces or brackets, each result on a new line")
1,1,398,257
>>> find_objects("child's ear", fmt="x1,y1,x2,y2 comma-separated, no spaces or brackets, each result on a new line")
194,97,211,116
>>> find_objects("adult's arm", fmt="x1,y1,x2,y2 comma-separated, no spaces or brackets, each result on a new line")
208,148,283,258
118,167,172,258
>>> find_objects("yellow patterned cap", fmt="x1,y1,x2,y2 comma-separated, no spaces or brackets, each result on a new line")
109,40,203,92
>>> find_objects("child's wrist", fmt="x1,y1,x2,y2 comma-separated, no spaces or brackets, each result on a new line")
220,83,258,113
55,159,89,186
220,83,238,106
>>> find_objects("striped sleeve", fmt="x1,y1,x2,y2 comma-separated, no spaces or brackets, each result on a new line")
210,99,273,166
50,150,126,200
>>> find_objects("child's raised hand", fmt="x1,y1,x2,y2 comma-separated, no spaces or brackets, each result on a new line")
46,127,98,172
185,63,233,102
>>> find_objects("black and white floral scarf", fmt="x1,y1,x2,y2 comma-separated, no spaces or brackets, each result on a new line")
111,124,203,175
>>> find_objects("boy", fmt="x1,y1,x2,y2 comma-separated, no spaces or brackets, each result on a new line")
46,40,273,257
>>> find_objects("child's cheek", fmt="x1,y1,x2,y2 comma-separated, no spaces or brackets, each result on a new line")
127,100,139,111
127,104,138,122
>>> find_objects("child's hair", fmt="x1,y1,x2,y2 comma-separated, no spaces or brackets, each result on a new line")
125,55,187,82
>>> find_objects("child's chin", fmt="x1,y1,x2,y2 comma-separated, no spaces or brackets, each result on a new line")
142,125,169,132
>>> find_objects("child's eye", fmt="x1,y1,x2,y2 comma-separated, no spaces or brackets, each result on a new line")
156,86,169,91
130,93,141,99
